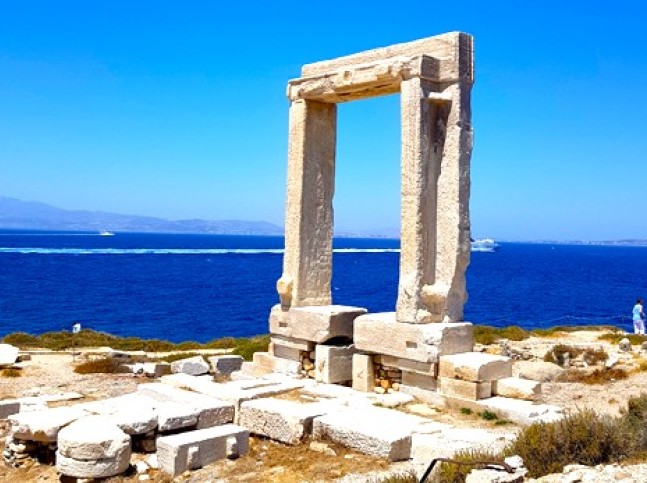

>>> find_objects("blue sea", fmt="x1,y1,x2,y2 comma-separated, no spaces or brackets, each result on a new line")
1,230,646,342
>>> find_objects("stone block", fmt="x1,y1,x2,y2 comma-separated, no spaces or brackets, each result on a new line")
380,355,436,376
253,352,301,375
208,355,244,376
271,343,302,362
58,416,130,461
79,393,158,435
238,398,330,444
513,360,563,382
0,343,18,365
137,383,234,429
56,416,131,479
473,397,564,425
352,354,375,392
157,424,249,477
438,377,491,400
466,468,525,483
402,370,437,391
312,408,414,461
354,313,473,362
144,362,172,377
315,344,356,384
492,377,541,402
159,373,304,418
270,335,315,352
56,452,131,479
0,400,20,419
269,304,366,343
10,406,90,442
439,352,512,382
170,355,210,376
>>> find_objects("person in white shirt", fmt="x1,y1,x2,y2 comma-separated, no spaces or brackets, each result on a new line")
633,299,645,335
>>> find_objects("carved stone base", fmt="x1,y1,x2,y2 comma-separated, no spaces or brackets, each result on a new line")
354,312,473,363
269,304,367,343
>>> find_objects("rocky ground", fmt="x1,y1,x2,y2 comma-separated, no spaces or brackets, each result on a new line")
2,330,647,482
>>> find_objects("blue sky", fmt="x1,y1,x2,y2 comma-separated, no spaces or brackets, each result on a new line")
1,1,646,241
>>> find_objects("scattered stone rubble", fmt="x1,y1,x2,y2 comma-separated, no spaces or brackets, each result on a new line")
1,365,529,480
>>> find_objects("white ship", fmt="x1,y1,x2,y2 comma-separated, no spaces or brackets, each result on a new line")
471,238,498,252
99,230,115,236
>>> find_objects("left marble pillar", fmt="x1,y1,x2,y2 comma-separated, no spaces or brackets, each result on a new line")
277,99,337,308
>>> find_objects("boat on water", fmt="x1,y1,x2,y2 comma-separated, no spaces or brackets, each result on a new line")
471,238,498,252
99,230,115,236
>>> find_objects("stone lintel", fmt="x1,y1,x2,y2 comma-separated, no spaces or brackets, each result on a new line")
301,32,473,84
354,312,473,363
288,55,446,103
269,304,366,343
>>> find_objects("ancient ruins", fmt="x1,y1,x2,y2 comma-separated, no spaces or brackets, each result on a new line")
0,33,563,482
257,32,534,406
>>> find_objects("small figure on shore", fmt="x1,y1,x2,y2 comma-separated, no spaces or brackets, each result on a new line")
633,299,645,335
71,322,81,334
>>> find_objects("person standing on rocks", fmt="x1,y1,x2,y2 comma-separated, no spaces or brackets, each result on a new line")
633,298,645,335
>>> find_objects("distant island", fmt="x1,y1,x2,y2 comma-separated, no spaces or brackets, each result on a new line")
0,195,284,236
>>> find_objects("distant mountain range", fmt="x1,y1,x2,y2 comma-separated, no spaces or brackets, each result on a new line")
0,195,284,236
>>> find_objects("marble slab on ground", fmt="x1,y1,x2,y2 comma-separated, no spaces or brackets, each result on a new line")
137,383,234,429
476,397,563,425
10,406,92,442
312,407,422,461
239,398,332,444
159,373,305,415
411,427,515,464
399,386,563,425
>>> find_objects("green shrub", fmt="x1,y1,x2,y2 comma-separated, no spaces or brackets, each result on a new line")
460,407,473,415
376,471,418,483
0,368,21,377
2,332,39,347
231,335,270,361
583,347,608,365
479,410,498,421
473,325,529,345
0,329,253,354
557,367,628,384
74,357,123,374
599,333,647,345
620,393,647,451
504,410,630,478
543,344,583,366
436,448,504,483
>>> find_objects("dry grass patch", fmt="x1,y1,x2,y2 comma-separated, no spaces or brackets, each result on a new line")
209,436,390,482
73,357,123,374
0,368,21,377
473,325,529,345
557,367,628,384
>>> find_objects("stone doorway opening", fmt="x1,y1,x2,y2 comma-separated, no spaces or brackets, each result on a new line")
333,95,400,312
